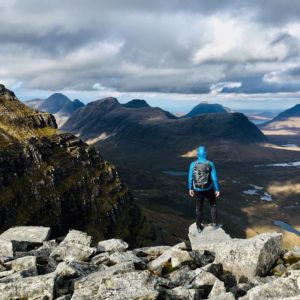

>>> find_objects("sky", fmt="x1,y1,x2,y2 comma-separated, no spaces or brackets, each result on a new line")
1,0,300,113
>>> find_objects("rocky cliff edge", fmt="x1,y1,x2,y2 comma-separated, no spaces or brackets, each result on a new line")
0,224,299,299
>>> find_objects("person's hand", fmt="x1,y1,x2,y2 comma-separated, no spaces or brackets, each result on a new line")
189,190,194,197
215,191,220,198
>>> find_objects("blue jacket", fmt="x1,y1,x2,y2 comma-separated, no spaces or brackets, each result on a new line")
188,146,220,192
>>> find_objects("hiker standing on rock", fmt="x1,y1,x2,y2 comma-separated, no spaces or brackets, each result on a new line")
188,146,221,232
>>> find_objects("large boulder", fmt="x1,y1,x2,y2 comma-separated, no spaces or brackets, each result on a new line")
92,270,160,299
107,251,146,269
0,240,13,258
240,270,300,300
72,262,137,299
189,223,282,280
147,248,172,274
50,230,96,262
5,256,37,277
0,273,55,300
161,286,202,299
97,238,128,253
0,226,51,251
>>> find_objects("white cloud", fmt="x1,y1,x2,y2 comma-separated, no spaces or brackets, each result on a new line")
0,0,300,110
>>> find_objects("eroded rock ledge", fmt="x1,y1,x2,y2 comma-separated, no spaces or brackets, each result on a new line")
0,224,299,300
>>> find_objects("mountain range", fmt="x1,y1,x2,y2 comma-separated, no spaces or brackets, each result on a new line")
61,97,266,165
60,96,300,247
259,104,300,145
20,91,300,246
26,93,85,127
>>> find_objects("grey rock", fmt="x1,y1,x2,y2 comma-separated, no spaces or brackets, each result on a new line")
0,256,12,264
0,271,24,283
147,248,172,274
287,261,300,271
5,256,37,277
0,226,50,251
55,261,104,278
0,263,6,272
272,263,286,275
0,270,14,278
91,252,110,265
107,251,146,269
50,230,95,262
189,223,231,252
51,242,96,262
171,249,193,268
63,230,91,246
209,278,226,298
167,265,199,286
212,292,236,300
0,240,14,258
56,296,72,300
189,222,282,280
192,268,219,288
284,246,300,264
31,239,58,257
97,238,128,252
0,273,55,300
252,275,276,285
161,286,201,299
240,270,300,300
72,262,137,299
133,245,171,258
88,270,160,300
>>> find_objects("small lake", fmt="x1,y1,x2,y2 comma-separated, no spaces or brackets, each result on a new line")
255,161,300,168
274,220,300,236
162,171,188,176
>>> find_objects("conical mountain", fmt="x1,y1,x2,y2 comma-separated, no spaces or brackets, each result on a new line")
183,102,228,118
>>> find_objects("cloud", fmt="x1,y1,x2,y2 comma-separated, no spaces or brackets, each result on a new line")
0,0,300,108
210,82,242,95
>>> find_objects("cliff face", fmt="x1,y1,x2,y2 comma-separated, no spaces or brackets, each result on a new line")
0,84,151,246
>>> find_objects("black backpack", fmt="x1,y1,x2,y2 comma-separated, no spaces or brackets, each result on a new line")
192,161,212,189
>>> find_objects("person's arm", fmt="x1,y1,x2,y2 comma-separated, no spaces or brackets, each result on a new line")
210,161,220,192
188,161,195,191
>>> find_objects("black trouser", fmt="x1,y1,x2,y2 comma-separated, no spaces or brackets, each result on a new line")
194,188,217,227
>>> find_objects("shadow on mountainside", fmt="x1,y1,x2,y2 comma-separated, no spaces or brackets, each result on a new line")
97,141,300,247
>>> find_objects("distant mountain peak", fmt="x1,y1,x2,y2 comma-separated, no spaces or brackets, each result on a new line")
183,102,228,118
123,99,150,108
47,92,70,100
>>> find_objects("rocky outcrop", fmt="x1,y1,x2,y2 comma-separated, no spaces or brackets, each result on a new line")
0,84,153,247
0,225,298,299
189,223,282,280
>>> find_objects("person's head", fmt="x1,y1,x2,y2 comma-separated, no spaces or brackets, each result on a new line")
197,146,207,161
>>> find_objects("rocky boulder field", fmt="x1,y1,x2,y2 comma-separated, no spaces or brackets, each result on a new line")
0,225,299,300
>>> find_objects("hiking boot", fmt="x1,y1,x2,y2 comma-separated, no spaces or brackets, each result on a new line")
212,223,222,230
197,224,204,233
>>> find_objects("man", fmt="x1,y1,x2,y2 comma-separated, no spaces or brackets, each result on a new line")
188,146,220,233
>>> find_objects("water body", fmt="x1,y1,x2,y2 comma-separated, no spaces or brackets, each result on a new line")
255,161,300,168
243,184,273,201
281,143,298,147
274,220,300,236
162,171,188,176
